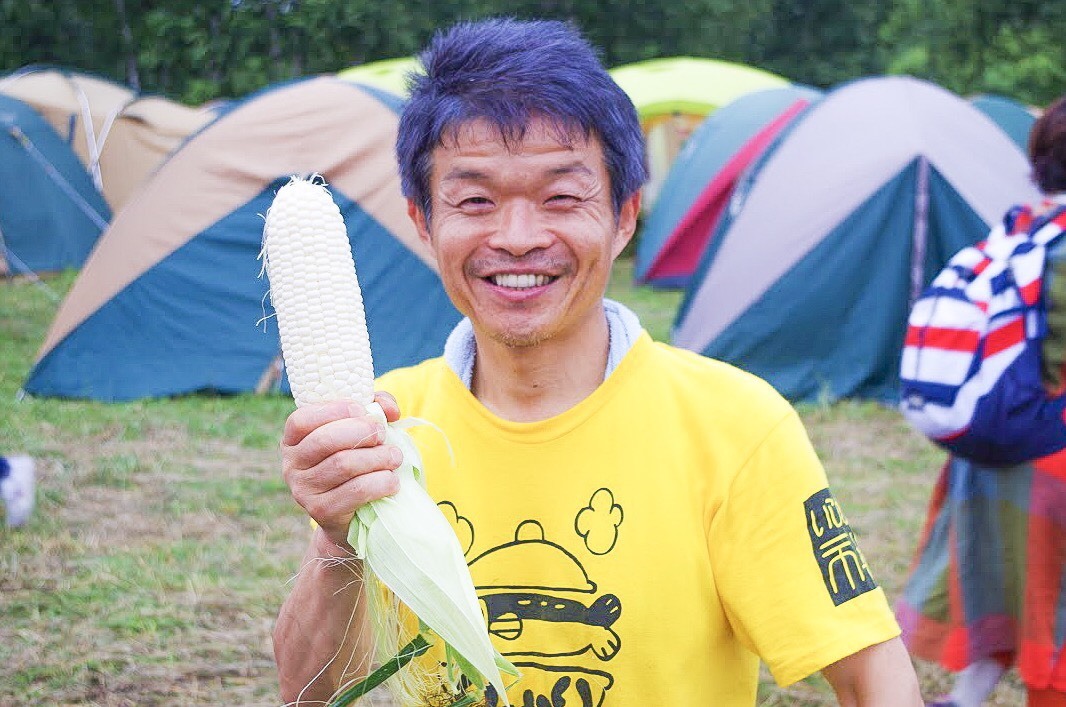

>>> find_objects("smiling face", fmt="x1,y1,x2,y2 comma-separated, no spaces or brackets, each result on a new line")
410,117,640,350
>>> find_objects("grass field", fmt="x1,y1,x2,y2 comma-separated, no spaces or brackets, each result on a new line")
0,259,1024,705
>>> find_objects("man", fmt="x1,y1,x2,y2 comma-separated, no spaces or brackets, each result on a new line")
273,18,923,706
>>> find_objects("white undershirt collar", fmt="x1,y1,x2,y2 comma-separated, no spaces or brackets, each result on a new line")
442,298,644,389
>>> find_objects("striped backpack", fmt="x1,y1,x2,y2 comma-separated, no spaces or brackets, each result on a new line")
899,202,1066,466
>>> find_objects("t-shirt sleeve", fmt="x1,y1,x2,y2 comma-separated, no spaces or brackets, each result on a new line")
709,409,901,687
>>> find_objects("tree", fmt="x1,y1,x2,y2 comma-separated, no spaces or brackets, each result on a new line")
0,0,1062,107
880,0,1065,106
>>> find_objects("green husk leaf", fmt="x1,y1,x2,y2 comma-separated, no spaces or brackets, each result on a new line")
328,634,432,707
349,404,519,705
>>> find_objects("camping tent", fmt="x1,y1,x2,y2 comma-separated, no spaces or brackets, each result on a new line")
0,66,135,189
96,95,217,210
0,68,216,211
0,93,110,275
609,57,789,124
636,85,821,288
673,76,1042,403
339,57,420,97
24,76,460,402
970,94,1037,151
609,57,790,209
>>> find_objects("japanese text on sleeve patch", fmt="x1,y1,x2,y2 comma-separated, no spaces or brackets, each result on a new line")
804,489,877,606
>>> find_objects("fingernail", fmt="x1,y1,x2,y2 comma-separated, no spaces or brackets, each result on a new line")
388,446,404,466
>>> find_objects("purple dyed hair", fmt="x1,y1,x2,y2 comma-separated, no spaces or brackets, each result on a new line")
396,18,647,219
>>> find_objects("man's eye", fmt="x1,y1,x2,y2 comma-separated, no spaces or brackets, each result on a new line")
547,194,579,204
460,197,493,209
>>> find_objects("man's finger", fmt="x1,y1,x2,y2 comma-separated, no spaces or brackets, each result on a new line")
282,400,373,447
374,391,401,422
287,416,386,471
299,469,401,530
290,444,404,496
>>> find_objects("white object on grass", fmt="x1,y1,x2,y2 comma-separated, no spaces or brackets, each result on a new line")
1,455,35,528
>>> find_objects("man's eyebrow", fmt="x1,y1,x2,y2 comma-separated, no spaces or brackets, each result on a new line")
547,162,595,178
441,168,489,183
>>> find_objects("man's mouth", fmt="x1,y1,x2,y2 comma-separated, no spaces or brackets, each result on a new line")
488,273,556,289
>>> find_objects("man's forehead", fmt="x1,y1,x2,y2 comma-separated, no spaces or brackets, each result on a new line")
439,116,598,154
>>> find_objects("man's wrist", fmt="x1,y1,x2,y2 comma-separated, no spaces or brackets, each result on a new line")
313,527,360,562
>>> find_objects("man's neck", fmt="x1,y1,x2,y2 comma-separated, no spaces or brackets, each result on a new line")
470,313,610,423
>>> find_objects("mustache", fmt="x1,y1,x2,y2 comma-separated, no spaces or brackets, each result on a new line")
466,254,571,276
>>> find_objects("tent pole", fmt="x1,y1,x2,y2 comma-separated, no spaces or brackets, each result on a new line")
909,156,931,308
0,222,61,302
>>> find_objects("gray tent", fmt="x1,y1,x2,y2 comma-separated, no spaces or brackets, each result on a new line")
674,76,1042,402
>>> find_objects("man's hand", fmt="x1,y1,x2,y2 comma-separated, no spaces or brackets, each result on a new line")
280,391,403,547
822,636,923,706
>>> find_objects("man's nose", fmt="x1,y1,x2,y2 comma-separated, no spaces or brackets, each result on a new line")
487,199,553,255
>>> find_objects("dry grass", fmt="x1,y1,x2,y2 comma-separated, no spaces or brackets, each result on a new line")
1,428,300,705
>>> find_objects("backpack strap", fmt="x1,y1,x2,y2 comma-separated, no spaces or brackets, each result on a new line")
1005,203,1035,235
999,204,1066,309
1034,204,1066,247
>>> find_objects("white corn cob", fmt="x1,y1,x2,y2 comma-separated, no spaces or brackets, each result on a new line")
262,177,375,407
261,176,517,706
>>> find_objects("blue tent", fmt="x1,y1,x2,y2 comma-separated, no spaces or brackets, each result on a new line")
0,93,109,274
636,86,821,288
970,94,1037,151
673,77,1042,403
24,77,460,401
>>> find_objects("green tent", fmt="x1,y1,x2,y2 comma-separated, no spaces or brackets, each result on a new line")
609,57,788,124
339,57,420,97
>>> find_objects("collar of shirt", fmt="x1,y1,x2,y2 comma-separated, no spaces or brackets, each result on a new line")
442,298,644,389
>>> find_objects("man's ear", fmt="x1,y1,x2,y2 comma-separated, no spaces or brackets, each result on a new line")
407,199,432,249
612,191,641,259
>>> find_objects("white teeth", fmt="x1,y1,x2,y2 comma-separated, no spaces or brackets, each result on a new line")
491,273,550,288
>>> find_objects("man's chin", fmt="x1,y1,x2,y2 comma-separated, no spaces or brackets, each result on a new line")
478,320,551,349
472,310,563,349
491,329,547,349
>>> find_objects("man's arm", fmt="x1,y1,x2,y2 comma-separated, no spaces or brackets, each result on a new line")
821,636,923,706
274,529,374,702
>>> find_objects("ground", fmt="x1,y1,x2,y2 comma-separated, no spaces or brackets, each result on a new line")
0,262,1026,705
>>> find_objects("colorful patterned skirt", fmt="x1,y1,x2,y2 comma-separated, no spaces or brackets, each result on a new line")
897,450,1066,690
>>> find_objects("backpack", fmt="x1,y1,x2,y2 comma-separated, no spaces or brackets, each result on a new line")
899,202,1066,466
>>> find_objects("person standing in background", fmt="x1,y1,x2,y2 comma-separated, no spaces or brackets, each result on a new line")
898,95,1066,707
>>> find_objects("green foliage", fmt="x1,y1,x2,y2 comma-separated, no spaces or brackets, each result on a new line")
0,0,1061,106
879,0,1065,104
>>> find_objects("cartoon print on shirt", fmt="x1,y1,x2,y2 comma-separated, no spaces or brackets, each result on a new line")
575,488,623,555
436,511,621,707
437,500,475,555
471,520,622,661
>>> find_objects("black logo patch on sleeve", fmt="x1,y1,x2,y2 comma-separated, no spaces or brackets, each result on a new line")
804,489,877,606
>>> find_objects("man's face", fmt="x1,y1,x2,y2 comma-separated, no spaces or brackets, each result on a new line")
410,117,639,349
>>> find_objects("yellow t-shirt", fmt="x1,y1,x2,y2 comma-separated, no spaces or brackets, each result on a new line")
378,332,900,705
